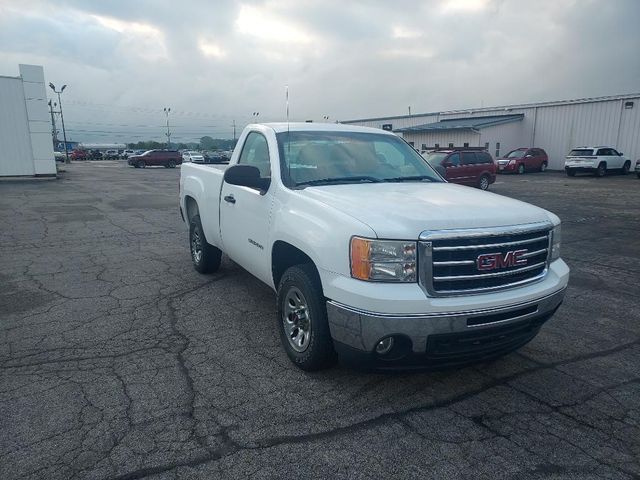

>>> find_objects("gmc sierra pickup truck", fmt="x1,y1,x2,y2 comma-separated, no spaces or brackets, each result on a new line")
179,123,569,371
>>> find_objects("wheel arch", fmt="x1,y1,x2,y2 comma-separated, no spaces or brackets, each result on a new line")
272,240,320,291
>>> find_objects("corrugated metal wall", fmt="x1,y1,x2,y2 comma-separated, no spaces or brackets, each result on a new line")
344,95,640,170
0,76,35,176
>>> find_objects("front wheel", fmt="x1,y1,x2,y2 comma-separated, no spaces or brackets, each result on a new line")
168,160,176,168
137,160,146,169
540,162,547,172
622,161,630,175
189,215,222,274
517,164,525,174
478,174,490,190
277,264,336,371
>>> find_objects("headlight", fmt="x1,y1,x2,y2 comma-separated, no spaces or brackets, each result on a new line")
550,225,561,261
350,237,417,282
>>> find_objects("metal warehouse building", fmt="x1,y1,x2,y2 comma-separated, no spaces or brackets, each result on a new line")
0,64,56,177
342,93,640,170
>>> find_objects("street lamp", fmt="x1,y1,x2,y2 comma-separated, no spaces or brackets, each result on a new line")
49,83,69,164
252,112,260,121
323,115,330,121
163,107,171,148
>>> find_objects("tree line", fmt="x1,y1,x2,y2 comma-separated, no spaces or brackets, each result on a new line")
127,136,237,151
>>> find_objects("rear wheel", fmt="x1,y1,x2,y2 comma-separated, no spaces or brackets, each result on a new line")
478,174,490,190
168,160,176,168
189,214,222,274
517,164,525,174
566,168,576,177
622,161,630,175
277,264,336,371
540,162,547,172
137,160,146,169
595,162,606,177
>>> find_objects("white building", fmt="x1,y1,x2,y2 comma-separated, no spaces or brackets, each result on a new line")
342,93,640,170
0,64,56,177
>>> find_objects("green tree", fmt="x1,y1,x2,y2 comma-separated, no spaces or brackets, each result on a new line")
200,136,216,150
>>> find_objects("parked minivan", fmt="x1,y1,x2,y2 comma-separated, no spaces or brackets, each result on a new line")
424,148,496,190
497,148,549,173
127,150,182,168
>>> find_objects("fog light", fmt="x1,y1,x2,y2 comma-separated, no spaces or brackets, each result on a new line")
375,337,394,355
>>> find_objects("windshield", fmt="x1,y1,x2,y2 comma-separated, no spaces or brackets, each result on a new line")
506,150,526,158
142,150,153,156
568,149,594,156
276,131,442,187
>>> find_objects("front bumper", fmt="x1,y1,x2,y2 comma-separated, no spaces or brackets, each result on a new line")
498,162,515,172
327,287,565,370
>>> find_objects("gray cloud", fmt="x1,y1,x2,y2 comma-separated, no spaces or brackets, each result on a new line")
1,0,638,143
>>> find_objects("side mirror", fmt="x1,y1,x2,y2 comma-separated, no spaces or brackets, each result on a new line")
618,152,623,156
223,165,270,192
434,165,447,178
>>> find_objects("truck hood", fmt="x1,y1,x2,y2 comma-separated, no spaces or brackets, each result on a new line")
299,183,556,239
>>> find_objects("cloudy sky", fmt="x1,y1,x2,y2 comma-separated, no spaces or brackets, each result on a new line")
1,0,639,143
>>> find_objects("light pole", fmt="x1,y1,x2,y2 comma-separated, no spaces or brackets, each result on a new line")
252,112,260,122
323,115,329,121
49,83,69,163
163,107,171,148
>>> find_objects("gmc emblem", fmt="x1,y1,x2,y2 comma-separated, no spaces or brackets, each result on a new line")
477,249,528,271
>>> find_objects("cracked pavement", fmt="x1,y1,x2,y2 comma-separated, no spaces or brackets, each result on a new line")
1,161,639,479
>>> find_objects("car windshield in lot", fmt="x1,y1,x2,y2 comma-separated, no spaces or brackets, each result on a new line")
506,150,526,158
568,149,594,156
277,131,442,187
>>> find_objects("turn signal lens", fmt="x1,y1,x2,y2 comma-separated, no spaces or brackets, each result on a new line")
350,237,371,280
350,237,417,282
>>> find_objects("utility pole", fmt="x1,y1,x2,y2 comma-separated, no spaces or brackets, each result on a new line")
163,107,171,148
48,100,59,150
232,120,236,141
49,83,69,163
408,106,411,116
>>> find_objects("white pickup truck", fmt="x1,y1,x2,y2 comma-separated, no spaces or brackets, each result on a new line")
179,123,569,371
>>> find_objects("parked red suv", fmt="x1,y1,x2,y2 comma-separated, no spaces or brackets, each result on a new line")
127,150,182,168
424,148,496,190
497,148,548,174
70,149,88,160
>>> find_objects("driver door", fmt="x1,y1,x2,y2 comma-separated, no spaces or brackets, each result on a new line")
219,131,274,285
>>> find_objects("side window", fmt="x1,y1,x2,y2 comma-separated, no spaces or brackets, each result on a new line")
462,152,477,165
609,149,619,156
477,152,491,164
596,148,607,156
238,132,271,178
448,153,460,166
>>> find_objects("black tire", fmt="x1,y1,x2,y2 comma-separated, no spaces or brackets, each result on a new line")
478,174,490,190
517,163,525,174
621,161,630,175
189,214,222,274
168,160,176,168
540,162,547,172
137,160,146,169
277,264,337,371
595,162,606,177
133,164,139,169
637,172,640,179
566,168,576,177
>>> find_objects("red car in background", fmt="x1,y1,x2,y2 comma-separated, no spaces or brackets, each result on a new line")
424,148,496,190
70,149,88,160
127,150,182,168
497,148,548,174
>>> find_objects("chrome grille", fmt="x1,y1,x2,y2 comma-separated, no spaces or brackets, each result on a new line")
419,222,552,296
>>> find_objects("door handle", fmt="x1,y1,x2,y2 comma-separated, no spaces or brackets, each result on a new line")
224,194,236,204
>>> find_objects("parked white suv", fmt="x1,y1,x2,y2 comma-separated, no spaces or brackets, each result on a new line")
565,146,631,177
182,151,205,163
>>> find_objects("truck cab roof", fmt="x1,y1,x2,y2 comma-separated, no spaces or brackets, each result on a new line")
258,122,395,135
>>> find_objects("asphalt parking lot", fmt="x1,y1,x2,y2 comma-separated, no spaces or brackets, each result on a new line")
1,161,639,480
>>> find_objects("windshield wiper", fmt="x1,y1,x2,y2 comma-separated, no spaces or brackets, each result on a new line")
295,176,382,186
380,175,437,183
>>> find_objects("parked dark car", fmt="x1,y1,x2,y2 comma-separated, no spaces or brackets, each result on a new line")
88,150,103,160
127,150,182,168
497,148,549,173
424,148,496,190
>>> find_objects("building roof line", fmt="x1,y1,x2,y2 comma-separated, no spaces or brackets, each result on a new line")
340,92,640,124
395,114,524,133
